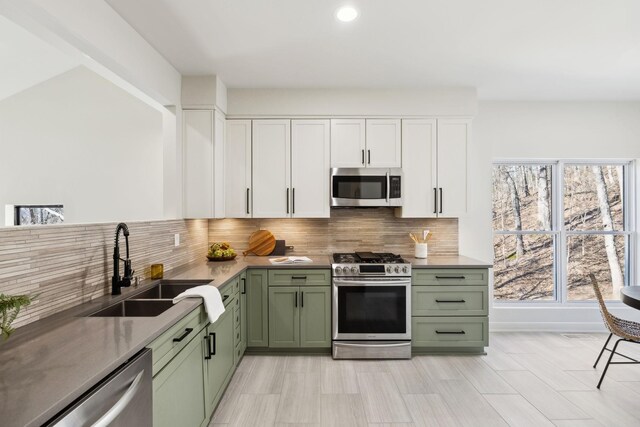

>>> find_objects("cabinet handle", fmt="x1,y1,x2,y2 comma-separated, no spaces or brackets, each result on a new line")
223,295,229,302
435,299,466,303
435,276,466,280
173,327,193,343
439,188,443,214
433,188,438,214
241,277,246,294
210,332,216,355
204,335,211,359
292,188,295,214
286,188,290,214
435,330,466,335
291,276,307,280
301,291,304,308
367,149,371,165
361,149,365,165
295,291,298,308
246,188,250,215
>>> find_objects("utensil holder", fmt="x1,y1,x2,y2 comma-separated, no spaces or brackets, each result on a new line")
150,264,164,279
415,243,428,259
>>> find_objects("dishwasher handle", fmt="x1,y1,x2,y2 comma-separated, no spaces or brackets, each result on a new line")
91,370,144,427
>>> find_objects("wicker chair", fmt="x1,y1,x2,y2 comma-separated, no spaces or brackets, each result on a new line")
589,273,640,388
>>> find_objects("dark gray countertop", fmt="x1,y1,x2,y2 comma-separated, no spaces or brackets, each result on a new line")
0,254,487,427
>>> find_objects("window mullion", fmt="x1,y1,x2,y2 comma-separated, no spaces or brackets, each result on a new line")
555,161,566,304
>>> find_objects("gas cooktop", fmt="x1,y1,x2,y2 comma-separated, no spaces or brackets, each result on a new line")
333,252,407,264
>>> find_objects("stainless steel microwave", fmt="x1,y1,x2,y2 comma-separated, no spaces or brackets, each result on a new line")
330,168,403,207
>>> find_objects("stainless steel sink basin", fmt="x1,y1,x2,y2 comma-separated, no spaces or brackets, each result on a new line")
129,280,213,300
89,300,174,317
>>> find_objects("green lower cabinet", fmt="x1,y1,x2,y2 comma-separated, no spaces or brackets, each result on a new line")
268,285,331,348
239,272,247,356
412,316,489,348
204,306,235,414
153,327,207,427
300,287,331,347
269,286,300,348
247,269,269,347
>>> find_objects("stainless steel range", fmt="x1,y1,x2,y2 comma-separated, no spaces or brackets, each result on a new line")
332,252,411,359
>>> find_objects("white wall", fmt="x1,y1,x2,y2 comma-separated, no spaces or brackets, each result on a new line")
475,101,640,330
0,66,164,225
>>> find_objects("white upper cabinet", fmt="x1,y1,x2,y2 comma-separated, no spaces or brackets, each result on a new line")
291,120,330,218
252,120,291,218
183,109,225,219
365,119,402,168
398,119,437,218
437,119,470,217
397,118,470,218
225,120,252,218
330,119,366,167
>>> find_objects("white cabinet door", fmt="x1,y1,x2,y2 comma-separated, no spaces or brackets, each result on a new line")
397,119,437,218
225,120,252,218
437,118,470,217
252,120,291,218
330,119,365,168
213,111,226,218
365,119,401,168
291,120,330,218
183,110,214,218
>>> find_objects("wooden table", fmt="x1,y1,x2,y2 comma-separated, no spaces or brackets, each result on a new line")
621,286,640,310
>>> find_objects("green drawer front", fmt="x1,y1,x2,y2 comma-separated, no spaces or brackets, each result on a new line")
412,269,488,286
412,317,488,348
220,277,240,301
268,269,331,287
412,286,488,316
149,306,208,376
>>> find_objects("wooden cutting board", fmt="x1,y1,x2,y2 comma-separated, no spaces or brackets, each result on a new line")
243,230,276,256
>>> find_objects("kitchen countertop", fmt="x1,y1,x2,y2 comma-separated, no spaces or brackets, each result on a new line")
0,254,486,427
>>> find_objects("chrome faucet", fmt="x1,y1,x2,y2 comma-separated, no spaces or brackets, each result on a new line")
112,223,135,295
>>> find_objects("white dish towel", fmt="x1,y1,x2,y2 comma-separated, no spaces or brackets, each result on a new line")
173,285,225,323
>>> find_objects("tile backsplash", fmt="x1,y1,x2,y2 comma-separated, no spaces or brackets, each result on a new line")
0,219,208,328
209,208,458,256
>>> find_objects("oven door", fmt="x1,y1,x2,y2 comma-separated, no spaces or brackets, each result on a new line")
332,278,411,340
331,168,389,207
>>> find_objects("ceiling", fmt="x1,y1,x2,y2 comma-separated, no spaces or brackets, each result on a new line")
0,15,78,102
105,0,640,100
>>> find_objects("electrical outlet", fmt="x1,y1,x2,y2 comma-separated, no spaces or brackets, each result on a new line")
174,233,180,247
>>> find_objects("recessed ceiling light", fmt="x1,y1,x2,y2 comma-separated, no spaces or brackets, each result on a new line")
336,6,358,22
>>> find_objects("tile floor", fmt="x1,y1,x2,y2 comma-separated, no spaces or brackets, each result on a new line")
209,332,640,426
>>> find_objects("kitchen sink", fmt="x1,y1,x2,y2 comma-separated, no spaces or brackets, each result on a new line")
89,300,174,317
129,280,213,300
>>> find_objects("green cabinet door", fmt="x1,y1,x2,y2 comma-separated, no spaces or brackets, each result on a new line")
246,269,269,347
300,286,331,348
153,328,207,427
239,272,247,355
205,307,235,414
268,286,300,348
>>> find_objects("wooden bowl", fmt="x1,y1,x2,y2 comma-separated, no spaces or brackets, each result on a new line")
206,255,237,262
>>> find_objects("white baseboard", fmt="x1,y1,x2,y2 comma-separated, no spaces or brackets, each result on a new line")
490,322,608,333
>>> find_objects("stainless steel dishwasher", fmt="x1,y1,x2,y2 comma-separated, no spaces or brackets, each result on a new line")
45,348,152,427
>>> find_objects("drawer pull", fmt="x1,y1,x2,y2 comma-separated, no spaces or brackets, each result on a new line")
223,295,229,302
435,299,466,303
291,276,307,280
435,330,466,335
435,276,466,280
173,327,193,343
204,335,211,359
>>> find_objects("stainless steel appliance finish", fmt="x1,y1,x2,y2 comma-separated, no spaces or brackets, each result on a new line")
332,252,412,359
46,348,152,427
330,168,403,207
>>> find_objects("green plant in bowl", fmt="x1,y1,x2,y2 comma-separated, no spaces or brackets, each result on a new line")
1,293,35,340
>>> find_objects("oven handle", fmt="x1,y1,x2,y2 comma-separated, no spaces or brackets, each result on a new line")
386,171,390,203
333,341,410,348
332,279,411,287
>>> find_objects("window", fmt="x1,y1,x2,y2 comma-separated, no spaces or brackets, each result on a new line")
493,162,633,302
13,205,64,226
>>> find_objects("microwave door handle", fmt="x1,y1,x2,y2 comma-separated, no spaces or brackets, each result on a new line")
386,172,390,204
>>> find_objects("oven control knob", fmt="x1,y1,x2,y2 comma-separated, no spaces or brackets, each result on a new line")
394,266,400,273
335,267,342,274
386,266,392,273
351,267,358,274
402,266,408,274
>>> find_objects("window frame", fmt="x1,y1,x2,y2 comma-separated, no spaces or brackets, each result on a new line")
492,159,636,306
